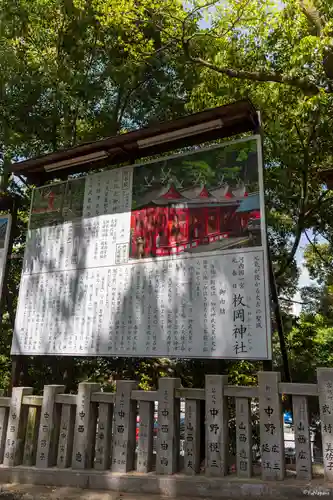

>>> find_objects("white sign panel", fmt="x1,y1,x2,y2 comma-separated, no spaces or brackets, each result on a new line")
12,135,272,359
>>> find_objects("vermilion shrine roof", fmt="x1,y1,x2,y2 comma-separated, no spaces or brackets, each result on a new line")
181,185,213,199
232,185,248,198
135,183,188,208
181,185,218,204
135,181,250,209
209,185,234,201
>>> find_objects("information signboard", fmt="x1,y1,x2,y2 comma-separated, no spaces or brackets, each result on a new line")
12,135,272,359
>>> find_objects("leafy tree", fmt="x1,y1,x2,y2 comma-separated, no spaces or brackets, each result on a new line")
2,0,333,392
0,0,195,391
0,0,193,176
160,0,333,95
301,240,333,320
178,7,333,303
148,0,333,379
143,0,333,292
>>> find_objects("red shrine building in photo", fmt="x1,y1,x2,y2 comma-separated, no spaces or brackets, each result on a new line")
130,181,261,259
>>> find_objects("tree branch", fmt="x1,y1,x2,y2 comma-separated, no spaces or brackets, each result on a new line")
182,47,321,94
156,0,329,95
113,86,124,134
116,76,154,129
299,0,324,36
275,228,304,279
304,230,331,267
276,134,310,278
307,108,321,147
70,35,98,146
183,0,220,22
142,40,176,57
185,0,255,44
304,190,331,218
279,296,310,305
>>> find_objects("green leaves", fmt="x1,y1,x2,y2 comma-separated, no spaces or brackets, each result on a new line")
0,0,191,159
2,0,333,390
281,313,333,382
0,0,195,392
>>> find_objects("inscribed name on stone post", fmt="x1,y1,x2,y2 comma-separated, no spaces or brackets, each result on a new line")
95,402,113,470
292,396,312,480
318,368,333,480
205,375,228,477
4,387,32,466
156,378,181,475
36,385,64,468
137,401,154,473
258,372,284,480
57,404,75,468
112,380,137,473
235,398,252,477
184,399,200,475
72,383,99,469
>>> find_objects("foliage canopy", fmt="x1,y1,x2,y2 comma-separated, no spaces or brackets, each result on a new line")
1,0,333,391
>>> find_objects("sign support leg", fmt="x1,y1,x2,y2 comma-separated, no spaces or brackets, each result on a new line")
267,247,291,382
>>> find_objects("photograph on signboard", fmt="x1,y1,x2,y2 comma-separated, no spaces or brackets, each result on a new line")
62,177,85,221
29,178,85,230
129,138,260,260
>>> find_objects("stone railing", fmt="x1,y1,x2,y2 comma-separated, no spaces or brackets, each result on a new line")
0,369,332,493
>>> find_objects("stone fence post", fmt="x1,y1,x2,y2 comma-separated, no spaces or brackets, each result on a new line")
57,402,75,468
72,382,100,469
137,400,154,473
95,400,113,470
0,390,8,464
292,395,312,480
3,387,32,466
205,375,228,477
184,398,200,475
258,372,285,480
111,380,137,473
36,385,64,468
235,397,252,478
318,368,333,480
156,377,181,475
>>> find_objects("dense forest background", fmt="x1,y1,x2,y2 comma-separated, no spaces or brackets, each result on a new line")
1,0,333,393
